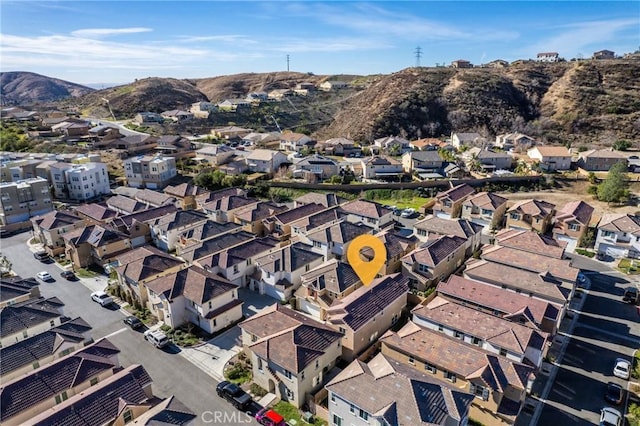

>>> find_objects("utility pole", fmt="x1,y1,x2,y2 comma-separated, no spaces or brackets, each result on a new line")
286,54,290,72
414,46,422,67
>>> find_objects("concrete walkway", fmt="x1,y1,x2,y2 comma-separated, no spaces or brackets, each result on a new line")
178,326,242,381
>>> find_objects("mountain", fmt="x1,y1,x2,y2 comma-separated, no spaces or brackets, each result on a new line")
0,71,95,105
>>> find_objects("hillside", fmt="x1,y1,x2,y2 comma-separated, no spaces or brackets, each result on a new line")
0,71,95,105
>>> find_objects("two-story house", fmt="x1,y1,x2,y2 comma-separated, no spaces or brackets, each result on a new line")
31,210,86,256
326,353,473,426
527,146,572,171
144,265,243,333
195,144,235,166
0,276,40,309
495,133,537,151
433,183,476,218
595,213,640,259
254,242,324,301
338,199,394,230
413,215,484,256
147,210,209,251
553,200,595,252
63,224,132,269
365,230,418,275
476,149,514,172
304,220,372,261
294,192,346,209
381,321,535,426
577,149,627,171
373,136,411,154
124,155,177,189
506,199,556,233
495,228,567,259
279,132,315,153
318,137,358,156
460,191,508,231
326,273,409,361
0,296,65,348
201,195,260,224
451,132,484,149
233,201,288,236
164,182,210,210
239,304,343,408
262,203,328,241
401,150,444,174
412,297,549,368
292,154,340,181
401,235,467,290
360,156,403,180
245,149,289,174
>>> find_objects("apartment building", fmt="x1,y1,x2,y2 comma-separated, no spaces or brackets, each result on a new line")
0,178,53,227
124,155,177,189
50,162,110,200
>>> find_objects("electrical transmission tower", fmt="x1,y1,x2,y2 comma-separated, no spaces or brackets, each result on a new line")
286,54,290,72
414,46,422,67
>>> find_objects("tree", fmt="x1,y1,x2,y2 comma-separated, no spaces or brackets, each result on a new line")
597,162,629,204
613,140,632,151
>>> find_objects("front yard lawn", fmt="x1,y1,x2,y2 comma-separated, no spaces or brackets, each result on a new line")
75,268,97,278
273,401,327,426
618,259,640,275
376,196,431,211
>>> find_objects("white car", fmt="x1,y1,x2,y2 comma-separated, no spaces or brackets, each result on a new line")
613,358,631,379
36,271,53,282
600,407,622,426
400,208,416,218
91,291,114,307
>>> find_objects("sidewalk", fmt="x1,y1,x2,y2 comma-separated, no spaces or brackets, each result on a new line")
178,326,242,381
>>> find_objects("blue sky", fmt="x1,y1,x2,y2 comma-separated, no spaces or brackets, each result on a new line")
1,1,638,86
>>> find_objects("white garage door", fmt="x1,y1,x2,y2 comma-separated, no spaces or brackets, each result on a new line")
556,235,577,253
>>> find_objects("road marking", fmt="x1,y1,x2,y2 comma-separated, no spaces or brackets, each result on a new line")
555,381,577,394
551,388,574,400
574,323,640,345
103,327,127,339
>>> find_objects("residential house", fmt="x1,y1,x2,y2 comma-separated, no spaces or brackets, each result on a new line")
201,195,260,224
292,154,339,181
144,265,243,333
537,52,559,62
444,162,465,179
154,135,195,159
338,199,394,230
211,126,253,140
31,210,86,256
495,133,537,151
51,121,90,138
245,149,288,174
247,91,269,102
553,200,595,252
373,136,411,154
0,276,40,309
134,188,176,208
527,146,572,171
164,182,209,210
0,296,65,348
97,134,158,155
110,205,178,248
402,150,444,174
239,304,343,408
195,187,248,209
460,191,508,231
253,242,324,301
49,162,110,200
451,132,484,149
318,137,358,156
360,156,403,180
593,49,615,60
267,89,294,101
134,112,164,124
262,203,327,241
451,59,472,68
74,203,118,224
476,149,513,172
437,275,562,335
114,245,185,305
0,178,53,228
326,353,473,426
197,236,281,287
595,214,640,258
0,339,121,426
412,297,549,368
217,98,252,112
401,235,467,290
577,149,627,171
433,183,476,218
409,137,447,151
365,230,418,275
289,207,344,237
280,132,315,153
506,199,556,233
414,216,485,255
381,321,535,426
304,220,372,261
63,224,132,269
319,81,348,91
161,109,194,122
234,201,288,236
106,194,147,214
0,317,92,382
295,259,362,320
174,221,243,260
294,192,345,209
242,132,281,148
124,155,177,189
494,229,568,262
147,209,209,251
195,144,235,165
326,273,409,361
488,59,510,68
190,101,217,118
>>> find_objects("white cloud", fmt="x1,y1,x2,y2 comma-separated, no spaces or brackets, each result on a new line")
177,34,257,44
71,27,153,38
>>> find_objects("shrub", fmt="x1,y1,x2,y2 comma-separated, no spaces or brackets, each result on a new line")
251,383,268,398
160,324,172,332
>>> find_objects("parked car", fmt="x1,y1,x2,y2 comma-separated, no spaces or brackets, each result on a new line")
60,270,77,281
91,290,114,307
216,380,252,410
605,382,624,405
400,208,416,218
623,287,639,305
600,407,622,426
33,251,52,263
143,329,169,348
255,408,286,426
577,272,587,285
36,271,53,282
123,316,143,330
613,358,631,380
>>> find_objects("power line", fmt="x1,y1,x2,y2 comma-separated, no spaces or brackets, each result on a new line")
414,46,422,67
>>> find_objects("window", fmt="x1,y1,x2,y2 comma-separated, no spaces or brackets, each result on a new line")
350,404,356,414
251,334,258,342
470,383,490,401
510,213,520,220
369,331,378,342
425,362,437,373
257,358,263,371
408,355,415,365
444,371,456,382
358,409,369,421
391,313,399,324
313,240,322,248
339,327,346,333
284,369,293,380
285,388,294,399
438,324,444,332
332,414,342,426
55,391,68,404
233,264,239,274
481,208,492,216
315,359,319,370
330,393,336,404
472,336,481,346
602,230,614,238
418,264,429,273
499,348,507,357
32,361,40,369
454,330,463,339
301,371,305,381
23,331,28,338
60,348,72,357
90,377,98,386
568,223,580,231
50,320,56,326
417,229,427,237
123,409,134,423
213,319,217,327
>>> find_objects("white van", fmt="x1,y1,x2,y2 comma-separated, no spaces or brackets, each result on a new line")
143,329,170,348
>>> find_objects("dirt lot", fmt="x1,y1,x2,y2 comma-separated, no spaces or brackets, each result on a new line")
497,179,640,223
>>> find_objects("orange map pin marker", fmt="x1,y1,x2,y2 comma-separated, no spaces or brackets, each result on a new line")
347,234,387,286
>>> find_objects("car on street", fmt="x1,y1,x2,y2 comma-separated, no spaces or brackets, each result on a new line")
33,251,53,263
123,315,143,330
60,270,78,281
605,382,624,405
600,407,622,426
36,271,53,282
255,408,286,426
143,329,170,348
623,287,639,305
577,272,587,285
400,208,416,218
216,380,252,410
613,358,631,379
90,290,114,307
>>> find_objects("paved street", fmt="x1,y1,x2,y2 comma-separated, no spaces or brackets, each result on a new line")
1,233,259,426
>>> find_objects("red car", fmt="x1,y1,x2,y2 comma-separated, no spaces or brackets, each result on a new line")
255,408,286,426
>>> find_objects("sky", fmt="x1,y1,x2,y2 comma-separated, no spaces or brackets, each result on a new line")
1,1,639,86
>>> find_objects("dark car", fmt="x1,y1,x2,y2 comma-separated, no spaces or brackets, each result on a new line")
33,251,53,263
605,382,624,405
123,316,143,330
216,380,252,410
60,270,78,281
